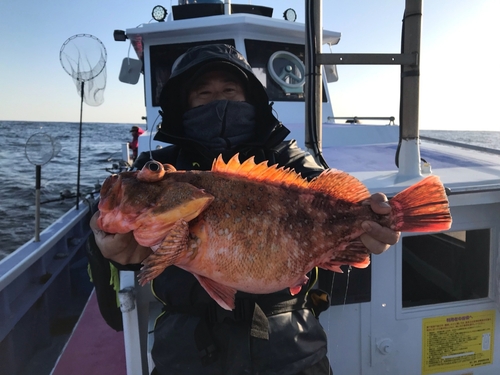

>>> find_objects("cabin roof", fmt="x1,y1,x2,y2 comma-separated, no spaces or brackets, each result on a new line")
126,13,341,58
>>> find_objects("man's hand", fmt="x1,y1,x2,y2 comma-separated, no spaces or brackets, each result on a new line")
90,211,152,265
360,193,401,254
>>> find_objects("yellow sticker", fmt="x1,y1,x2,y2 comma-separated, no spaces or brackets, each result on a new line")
422,310,495,374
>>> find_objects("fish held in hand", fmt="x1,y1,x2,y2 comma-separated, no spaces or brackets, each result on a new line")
97,154,452,310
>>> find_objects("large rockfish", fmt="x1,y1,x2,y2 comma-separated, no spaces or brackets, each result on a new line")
98,155,452,310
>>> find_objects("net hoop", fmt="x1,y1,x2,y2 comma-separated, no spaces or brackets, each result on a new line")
59,34,107,82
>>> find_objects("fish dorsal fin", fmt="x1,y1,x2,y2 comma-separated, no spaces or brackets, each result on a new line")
308,169,371,203
212,154,309,189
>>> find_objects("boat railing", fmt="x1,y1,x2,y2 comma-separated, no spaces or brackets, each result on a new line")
0,203,92,293
0,200,94,374
420,136,500,156
119,270,162,375
306,0,423,178
330,116,396,125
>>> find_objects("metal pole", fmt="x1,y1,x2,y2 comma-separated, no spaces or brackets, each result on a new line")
76,81,84,209
224,0,231,15
314,0,323,154
397,0,422,177
34,165,41,242
304,0,326,167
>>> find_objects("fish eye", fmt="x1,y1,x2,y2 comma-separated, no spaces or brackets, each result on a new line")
146,161,162,172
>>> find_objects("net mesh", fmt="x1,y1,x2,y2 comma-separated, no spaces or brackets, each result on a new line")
59,34,107,106
25,133,60,166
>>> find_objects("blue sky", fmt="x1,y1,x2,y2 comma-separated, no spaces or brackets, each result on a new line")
0,0,497,130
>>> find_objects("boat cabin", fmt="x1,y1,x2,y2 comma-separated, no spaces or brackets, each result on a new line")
117,2,344,154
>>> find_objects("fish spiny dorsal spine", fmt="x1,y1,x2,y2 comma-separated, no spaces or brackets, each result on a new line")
212,154,309,189
212,154,372,204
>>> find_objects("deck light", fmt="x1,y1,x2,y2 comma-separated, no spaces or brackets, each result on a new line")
283,8,296,22
152,5,167,22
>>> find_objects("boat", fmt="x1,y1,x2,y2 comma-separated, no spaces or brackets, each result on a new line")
1,1,499,374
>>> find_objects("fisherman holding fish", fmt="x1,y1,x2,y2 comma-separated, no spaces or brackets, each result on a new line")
89,44,401,375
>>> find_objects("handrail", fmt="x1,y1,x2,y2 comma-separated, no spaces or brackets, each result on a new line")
317,53,417,66
307,0,423,178
420,136,500,156
0,202,91,292
331,116,396,124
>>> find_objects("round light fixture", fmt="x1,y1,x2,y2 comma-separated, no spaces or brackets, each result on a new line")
152,5,167,22
283,8,297,22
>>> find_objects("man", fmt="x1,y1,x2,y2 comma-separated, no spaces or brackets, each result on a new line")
129,125,144,161
89,44,399,375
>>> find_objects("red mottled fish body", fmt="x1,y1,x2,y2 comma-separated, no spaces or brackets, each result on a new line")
98,155,452,310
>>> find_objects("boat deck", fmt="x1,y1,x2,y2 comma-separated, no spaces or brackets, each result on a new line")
282,121,500,195
51,290,126,375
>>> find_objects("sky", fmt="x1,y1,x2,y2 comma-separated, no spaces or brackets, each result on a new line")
0,0,497,131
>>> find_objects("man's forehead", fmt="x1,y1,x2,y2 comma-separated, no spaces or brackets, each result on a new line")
196,70,239,83
193,70,242,86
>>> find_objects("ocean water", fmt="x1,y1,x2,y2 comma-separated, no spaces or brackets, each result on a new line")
0,120,137,258
1,121,499,259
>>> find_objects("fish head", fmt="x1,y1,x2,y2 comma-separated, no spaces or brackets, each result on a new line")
97,165,214,246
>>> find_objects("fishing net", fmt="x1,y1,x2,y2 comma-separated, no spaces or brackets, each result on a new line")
59,34,107,106
25,133,60,241
25,133,60,166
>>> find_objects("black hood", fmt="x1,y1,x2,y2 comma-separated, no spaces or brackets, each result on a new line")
154,44,284,144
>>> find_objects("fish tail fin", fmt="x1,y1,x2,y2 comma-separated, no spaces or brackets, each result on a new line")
390,175,451,232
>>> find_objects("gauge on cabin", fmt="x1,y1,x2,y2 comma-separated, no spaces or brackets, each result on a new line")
152,5,167,22
283,8,297,22
267,51,305,94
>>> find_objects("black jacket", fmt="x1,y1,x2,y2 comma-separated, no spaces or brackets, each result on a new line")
133,138,330,375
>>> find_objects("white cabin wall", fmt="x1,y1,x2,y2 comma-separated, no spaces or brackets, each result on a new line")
324,201,500,374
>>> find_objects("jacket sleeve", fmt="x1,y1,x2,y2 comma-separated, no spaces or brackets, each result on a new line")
86,200,124,331
273,140,325,180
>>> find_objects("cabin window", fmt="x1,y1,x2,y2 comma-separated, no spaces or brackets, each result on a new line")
244,39,327,102
149,39,235,106
402,229,490,308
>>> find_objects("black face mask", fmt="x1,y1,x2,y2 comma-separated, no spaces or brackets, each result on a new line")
182,100,257,153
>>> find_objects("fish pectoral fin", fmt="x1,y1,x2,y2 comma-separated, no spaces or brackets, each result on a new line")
193,274,237,311
138,219,189,286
